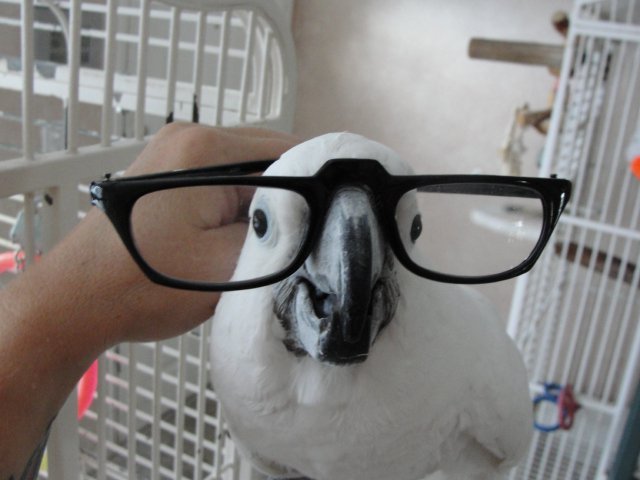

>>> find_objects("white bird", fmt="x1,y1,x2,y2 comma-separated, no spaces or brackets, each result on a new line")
209,132,532,480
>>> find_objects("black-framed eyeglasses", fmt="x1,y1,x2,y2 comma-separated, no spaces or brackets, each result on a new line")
90,159,571,291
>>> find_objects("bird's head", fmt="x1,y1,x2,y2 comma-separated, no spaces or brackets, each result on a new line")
231,133,417,365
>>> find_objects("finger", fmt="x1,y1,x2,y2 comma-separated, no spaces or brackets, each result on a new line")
169,125,296,168
218,135,297,166
126,123,299,177
170,123,300,155
221,125,301,144
183,124,300,165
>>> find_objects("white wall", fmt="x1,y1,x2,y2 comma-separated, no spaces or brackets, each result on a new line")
291,0,572,319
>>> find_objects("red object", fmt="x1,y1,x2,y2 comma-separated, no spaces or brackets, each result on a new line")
0,251,18,273
77,360,98,419
631,156,640,180
0,251,41,273
558,384,581,430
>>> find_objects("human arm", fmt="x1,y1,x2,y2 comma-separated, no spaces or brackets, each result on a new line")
0,124,298,477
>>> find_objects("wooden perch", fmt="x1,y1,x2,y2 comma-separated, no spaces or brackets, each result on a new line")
469,38,564,70
517,107,552,135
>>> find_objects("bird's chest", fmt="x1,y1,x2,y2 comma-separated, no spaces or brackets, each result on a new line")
210,340,447,480
208,288,494,480
232,399,435,479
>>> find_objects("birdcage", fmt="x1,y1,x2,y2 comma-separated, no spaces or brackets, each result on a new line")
507,0,640,478
0,1,295,478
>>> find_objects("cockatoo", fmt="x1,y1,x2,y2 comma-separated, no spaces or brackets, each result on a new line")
209,133,532,480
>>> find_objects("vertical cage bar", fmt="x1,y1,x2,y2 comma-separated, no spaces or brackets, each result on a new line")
101,0,118,147
128,344,138,479
166,6,181,119
20,1,37,267
575,416,596,480
175,336,188,477
194,322,212,479
135,0,151,140
506,273,528,338
523,254,556,379
232,444,242,480
192,11,207,116
215,10,230,125
151,342,163,479
538,11,580,178
20,193,37,267
238,11,256,123
256,30,272,121
20,0,34,161
214,410,225,479
519,430,540,479
67,0,81,153
96,355,108,480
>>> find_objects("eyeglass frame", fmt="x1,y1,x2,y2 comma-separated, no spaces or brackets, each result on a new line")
89,158,572,291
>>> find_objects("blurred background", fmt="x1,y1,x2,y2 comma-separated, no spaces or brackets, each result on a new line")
292,0,571,316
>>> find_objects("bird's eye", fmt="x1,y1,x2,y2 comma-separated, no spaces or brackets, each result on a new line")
410,214,422,243
252,209,269,238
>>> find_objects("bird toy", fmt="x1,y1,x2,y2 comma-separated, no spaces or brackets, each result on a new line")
533,382,581,433
625,127,640,180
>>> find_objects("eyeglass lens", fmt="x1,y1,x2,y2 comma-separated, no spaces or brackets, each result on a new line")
397,183,544,277
130,185,310,284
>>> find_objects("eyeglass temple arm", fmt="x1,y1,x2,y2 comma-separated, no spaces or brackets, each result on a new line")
167,159,277,179
95,159,277,184
89,159,278,211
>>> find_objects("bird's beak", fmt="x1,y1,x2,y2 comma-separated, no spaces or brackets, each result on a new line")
274,187,399,365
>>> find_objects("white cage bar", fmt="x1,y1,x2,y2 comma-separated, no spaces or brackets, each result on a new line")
507,1,640,478
0,1,295,478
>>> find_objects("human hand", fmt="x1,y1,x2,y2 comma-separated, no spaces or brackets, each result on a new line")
99,124,299,343
15,124,298,349
126,170,257,287
0,124,298,476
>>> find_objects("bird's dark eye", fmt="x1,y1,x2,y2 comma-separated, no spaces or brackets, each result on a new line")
410,214,422,243
252,209,269,238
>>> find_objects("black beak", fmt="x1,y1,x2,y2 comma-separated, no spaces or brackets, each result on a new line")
274,187,398,365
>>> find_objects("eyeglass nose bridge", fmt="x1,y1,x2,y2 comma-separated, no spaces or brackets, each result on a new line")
310,157,403,221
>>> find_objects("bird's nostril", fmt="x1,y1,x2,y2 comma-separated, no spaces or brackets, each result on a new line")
309,284,334,319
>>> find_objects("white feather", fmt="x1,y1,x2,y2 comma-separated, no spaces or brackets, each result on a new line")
210,133,532,480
